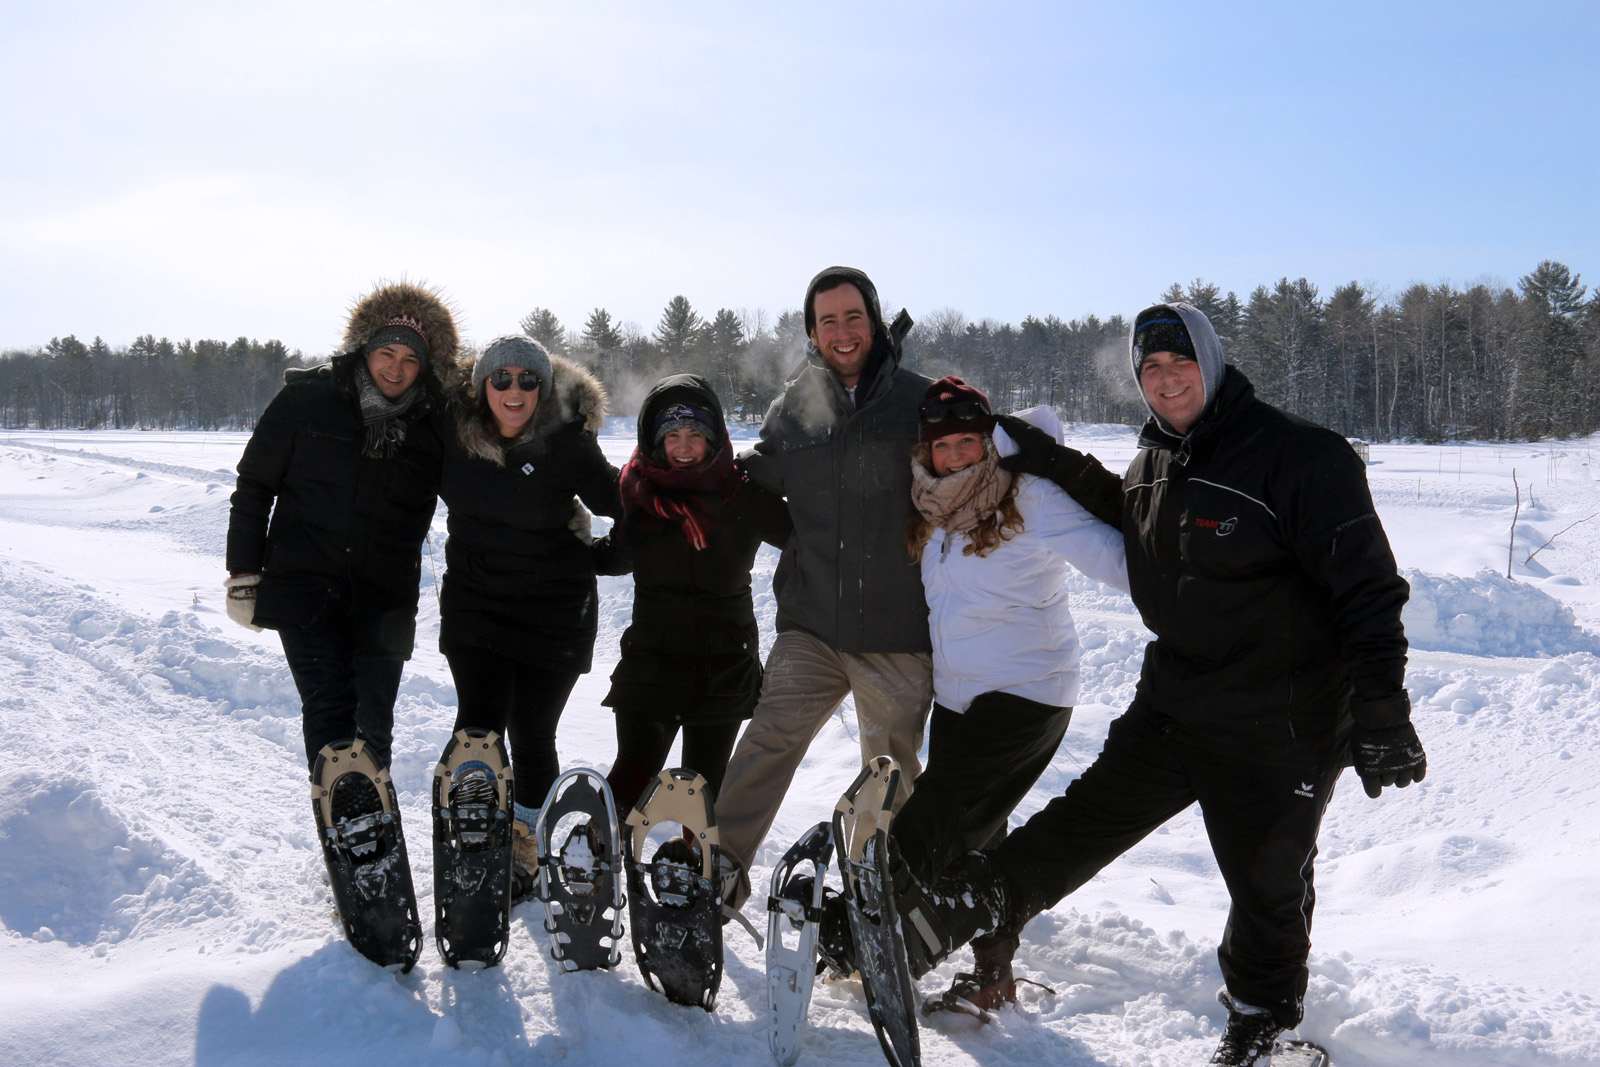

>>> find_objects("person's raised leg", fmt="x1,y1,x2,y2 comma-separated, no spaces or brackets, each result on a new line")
713,629,852,909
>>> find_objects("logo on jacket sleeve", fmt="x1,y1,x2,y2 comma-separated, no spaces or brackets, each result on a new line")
521,462,535,475
1194,516,1239,537
1293,781,1317,798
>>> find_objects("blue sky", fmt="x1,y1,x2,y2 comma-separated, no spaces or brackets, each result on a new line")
1,1,1595,353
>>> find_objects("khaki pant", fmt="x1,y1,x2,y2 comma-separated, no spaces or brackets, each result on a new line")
716,628,932,908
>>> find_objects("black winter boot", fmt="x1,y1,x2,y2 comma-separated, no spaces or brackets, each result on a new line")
1210,990,1285,1065
778,874,857,977
899,851,1012,978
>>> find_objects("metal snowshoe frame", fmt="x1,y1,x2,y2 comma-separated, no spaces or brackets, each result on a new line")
834,755,921,1067
535,767,625,971
431,728,515,969
624,767,724,1011
766,821,835,1066
310,738,422,972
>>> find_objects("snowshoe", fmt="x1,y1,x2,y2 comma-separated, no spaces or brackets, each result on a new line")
765,822,835,1066
310,738,422,972
431,729,515,968
921,967,1013,1024
834,756,920,1067
536,768,625,972
1271,1041,1332,1066
624,768,723,1011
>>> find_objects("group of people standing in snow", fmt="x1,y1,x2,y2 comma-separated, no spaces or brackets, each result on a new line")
224,265,1428,1065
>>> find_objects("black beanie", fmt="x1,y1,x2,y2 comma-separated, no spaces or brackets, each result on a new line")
1132,315,1196,373
803,266,883,336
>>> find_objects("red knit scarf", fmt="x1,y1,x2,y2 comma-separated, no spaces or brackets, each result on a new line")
619,442,744,550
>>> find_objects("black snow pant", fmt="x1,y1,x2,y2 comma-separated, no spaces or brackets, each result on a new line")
445,646,581,811
891,691,1071,970
280,613,403,773
938,702,1340,1028
606,713,743,817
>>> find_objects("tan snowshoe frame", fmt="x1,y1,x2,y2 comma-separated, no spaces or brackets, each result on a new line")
625,768,719,882
311,738,396,829
431,728,513,811
833,755,899,864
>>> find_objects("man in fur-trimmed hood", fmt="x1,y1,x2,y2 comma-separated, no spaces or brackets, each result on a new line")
226,279,460,773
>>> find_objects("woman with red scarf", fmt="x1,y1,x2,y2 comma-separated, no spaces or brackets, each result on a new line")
603,374,791,815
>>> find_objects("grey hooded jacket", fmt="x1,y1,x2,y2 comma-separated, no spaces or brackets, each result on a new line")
740,326,933,654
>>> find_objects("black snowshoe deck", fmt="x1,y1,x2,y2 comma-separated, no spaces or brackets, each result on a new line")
431,728,515,968
536,768,625,972
624,768,723,1011
834,756,920,1067
311,739,421,972
766,821,835,1066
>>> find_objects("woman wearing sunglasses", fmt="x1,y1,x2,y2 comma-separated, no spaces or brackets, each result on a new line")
815,375,1129,1013
436,334,623,888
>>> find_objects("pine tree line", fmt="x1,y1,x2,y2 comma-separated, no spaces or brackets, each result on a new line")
3,261,1595,440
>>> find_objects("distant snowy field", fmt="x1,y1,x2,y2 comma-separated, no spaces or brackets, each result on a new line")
1,425,1596,1067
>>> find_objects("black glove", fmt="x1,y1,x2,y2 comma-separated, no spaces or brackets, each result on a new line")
995,414,1123,528
1352,722,1427,798
995,414,1077,478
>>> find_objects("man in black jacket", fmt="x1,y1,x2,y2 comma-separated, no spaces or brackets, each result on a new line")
225,281,459,771
896,303,1427,1066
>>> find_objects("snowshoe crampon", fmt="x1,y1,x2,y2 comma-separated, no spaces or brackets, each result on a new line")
766,821,835,1066
311,738,421,972
624,768,723,1011
431,728,515,969
834,755,920,1067
536,768,625,971
1270,1040,1332,1066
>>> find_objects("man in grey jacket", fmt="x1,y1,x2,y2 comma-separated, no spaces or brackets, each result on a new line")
715,266,934,911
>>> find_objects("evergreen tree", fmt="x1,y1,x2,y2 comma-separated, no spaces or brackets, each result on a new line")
654,295,704,369
519,307,567,354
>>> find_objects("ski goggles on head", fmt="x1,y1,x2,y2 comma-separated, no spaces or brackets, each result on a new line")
918,398,990,423
488,369,542,392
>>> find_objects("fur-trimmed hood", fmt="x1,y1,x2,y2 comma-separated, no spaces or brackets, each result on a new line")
457,354,609,465
340,280,463,389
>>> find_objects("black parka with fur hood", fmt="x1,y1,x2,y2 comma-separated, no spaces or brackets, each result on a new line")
227,282,460,659
602,374,791,725
438,355,624,672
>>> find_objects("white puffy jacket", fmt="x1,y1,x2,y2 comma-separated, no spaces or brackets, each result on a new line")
922,463,1129,714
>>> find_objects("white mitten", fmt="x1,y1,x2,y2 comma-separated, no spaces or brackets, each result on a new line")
567,498,594,544
224,574,263,632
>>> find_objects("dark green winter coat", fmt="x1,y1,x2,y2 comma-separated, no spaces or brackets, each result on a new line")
739,325,933,654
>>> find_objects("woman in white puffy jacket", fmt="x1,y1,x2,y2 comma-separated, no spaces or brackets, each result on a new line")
891,375,1129,1014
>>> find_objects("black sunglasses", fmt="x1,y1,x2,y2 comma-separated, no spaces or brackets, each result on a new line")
488,369,541,392
919,398,989,422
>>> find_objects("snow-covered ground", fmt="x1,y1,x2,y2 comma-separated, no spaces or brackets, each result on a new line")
1,425,1596,1067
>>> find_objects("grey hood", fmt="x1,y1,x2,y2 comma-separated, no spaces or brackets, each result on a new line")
1128,302,1226,436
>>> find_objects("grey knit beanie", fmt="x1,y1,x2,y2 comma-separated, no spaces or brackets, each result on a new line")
473,334,553,395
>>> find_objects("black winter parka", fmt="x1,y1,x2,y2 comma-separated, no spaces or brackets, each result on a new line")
226,355,449,659
1115,367,1410,750
603,375,792,725
438,357,623,672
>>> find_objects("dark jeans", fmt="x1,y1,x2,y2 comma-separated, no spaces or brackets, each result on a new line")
891,691,1071,967
445,646,580,811
605,713,743,817
983,704,1341,1027
279,616,403,773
